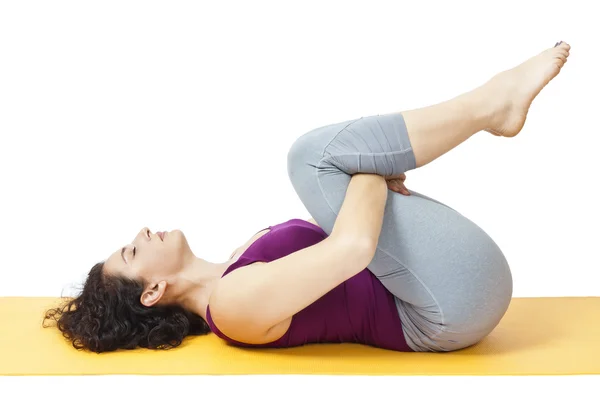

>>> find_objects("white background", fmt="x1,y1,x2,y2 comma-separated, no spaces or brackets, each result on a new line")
1,0,598,397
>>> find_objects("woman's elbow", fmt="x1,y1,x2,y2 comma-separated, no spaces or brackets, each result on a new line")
332,235,378,266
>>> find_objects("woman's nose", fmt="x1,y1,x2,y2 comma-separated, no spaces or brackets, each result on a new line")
140,227,150,240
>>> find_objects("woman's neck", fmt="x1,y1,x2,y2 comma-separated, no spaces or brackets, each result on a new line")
174,255,234,320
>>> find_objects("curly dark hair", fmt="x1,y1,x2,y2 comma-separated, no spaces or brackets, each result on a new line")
42,261,210,353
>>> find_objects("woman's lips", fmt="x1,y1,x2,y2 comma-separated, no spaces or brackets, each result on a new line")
158,231,165,241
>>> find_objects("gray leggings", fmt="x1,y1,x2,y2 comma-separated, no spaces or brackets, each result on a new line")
286,112,513,352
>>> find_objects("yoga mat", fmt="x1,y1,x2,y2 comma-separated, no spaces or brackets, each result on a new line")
0,296,598,376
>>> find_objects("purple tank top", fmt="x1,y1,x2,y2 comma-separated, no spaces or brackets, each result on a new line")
205,218,412,352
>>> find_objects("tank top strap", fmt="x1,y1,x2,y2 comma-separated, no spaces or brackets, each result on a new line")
252,219,291,236
252,227,271,236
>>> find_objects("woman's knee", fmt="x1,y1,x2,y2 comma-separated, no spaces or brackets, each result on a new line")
287,132,322,197
286,128,350,234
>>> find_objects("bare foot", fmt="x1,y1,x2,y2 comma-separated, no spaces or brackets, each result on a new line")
484,41,571,137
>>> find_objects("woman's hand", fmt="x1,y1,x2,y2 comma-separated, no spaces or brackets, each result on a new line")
386,173,410,196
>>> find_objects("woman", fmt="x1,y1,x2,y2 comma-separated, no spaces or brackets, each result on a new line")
44,41,571,353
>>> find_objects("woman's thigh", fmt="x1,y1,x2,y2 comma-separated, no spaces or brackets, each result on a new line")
287,114,513,351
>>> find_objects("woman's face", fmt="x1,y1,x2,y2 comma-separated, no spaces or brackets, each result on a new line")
103,227,192,282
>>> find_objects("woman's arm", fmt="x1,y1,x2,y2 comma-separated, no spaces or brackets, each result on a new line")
209,173,389,344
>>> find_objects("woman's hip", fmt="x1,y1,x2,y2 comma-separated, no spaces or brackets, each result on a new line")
373,190,514,351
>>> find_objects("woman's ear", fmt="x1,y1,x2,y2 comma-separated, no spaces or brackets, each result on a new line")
140,281,167,307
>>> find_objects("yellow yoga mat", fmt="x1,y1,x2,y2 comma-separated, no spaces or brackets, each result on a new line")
1,296,599,376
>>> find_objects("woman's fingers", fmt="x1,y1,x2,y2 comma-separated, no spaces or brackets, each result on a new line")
385,174,410,196
386,178,410,196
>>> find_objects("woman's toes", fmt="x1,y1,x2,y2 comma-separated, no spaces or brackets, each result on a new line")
553,42,570,51
550,47,569,64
